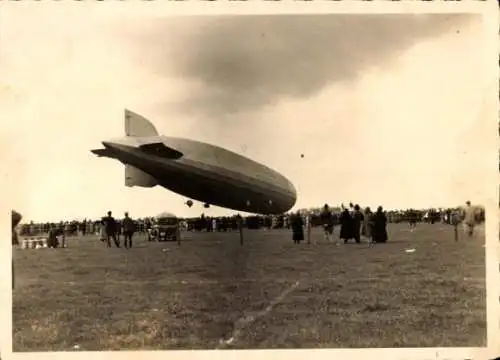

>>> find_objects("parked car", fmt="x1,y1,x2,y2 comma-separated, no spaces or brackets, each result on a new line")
148,213,180,242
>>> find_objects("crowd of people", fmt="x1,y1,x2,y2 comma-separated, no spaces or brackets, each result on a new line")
14,201,484,247
287,201,483,245
289,204,386,245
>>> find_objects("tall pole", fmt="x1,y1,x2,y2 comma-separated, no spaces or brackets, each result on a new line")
177,222,181,247
307,214,311,244
451,211,459,242
239,216,244,246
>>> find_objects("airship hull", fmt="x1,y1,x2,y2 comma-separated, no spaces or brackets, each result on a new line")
92,110,297,215
157,160,295,215
99,139,296,215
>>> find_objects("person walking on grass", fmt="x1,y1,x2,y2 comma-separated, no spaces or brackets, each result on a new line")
122,212,136,249
102,211,119,248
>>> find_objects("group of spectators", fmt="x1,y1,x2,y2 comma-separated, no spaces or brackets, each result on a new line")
15,203,484,238
288,201,483,245
290,204,389,245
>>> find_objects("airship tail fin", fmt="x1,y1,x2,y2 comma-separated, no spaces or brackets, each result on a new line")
125,165,158,188
125,109,159,137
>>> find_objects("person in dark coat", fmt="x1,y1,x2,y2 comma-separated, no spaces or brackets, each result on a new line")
290,211,304,244
122,212,136,249
372,206,388,243
102,211,120,248
12,210,22,246
339,208,353,243
47,226,60,248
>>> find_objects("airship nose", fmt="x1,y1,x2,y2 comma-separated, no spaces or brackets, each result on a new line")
102,141,113,149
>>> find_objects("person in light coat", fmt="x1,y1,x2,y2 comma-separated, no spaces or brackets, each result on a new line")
462,201,476,237
362,207,373,243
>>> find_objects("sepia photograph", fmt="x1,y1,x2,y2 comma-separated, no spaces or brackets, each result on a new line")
1,2,498,358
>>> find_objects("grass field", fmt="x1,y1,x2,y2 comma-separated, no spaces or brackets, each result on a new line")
12,223,486,351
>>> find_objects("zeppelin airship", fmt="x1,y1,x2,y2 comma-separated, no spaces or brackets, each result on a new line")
91,110,297,215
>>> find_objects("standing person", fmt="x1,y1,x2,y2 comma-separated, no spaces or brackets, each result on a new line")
99,219,107,243
408,209,417,230
445,209,452,225
348,202,355,218
305,212,312,244
320,204,334,243
145,218,152,234
116,220,122,240
362,207,374,244
57,224,67,248
12,210,22,290
352,204,364,244
451,209,461,242
12,210,22,246
102,211,119,248
339,208,352,244
81,220,87,236
462,201,476,237
47,225,60,248
290,211,304,244
122,212,136,249
372,206,388,243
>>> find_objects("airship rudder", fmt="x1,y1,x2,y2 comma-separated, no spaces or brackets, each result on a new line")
125,109,159,138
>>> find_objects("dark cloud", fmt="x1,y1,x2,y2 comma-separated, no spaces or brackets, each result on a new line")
122,14,476,117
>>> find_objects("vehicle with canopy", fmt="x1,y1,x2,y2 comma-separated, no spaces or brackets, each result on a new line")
148,212,180,242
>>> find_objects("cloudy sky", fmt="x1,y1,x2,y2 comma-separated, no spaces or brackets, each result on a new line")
1,6,496,222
